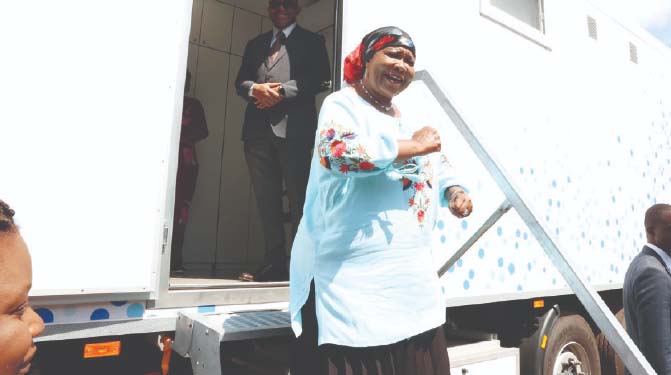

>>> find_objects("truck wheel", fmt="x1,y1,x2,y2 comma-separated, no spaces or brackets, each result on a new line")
543,315,601,375
595,309,625,375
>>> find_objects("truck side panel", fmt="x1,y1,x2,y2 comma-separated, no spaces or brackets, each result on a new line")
342,0,671,304
1,0,192,296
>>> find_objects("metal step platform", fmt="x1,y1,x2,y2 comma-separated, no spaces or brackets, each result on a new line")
173,310,291,375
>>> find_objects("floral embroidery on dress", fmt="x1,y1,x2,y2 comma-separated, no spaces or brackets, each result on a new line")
318,122,380,174
401,158,433,226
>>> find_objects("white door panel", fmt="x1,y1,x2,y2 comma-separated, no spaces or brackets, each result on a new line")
1,0,192,295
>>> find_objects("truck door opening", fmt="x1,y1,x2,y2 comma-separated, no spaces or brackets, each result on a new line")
169,0,336,286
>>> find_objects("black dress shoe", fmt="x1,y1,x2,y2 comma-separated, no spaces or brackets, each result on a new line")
239,263,288,282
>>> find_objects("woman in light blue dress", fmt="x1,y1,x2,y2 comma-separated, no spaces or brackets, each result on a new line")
289,26,473,375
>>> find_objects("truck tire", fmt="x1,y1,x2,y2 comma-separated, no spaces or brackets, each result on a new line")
595,309,625,375
543,315,601,375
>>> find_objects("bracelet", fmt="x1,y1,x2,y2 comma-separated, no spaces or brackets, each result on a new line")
447,189,465,202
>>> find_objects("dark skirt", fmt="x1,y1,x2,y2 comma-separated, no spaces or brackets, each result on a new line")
290,282,451,375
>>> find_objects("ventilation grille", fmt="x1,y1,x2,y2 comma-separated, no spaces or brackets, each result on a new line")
629,42,638,64
587,16,598,40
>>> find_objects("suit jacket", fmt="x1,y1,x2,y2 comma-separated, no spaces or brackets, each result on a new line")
235,25,331,143
623,246,671,375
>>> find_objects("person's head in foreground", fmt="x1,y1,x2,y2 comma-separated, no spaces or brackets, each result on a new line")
345,26,416,105
0,200,44,375
645,203,671,253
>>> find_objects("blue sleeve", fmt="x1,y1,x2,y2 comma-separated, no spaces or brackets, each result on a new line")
316,99,398,177
436,153,467,207
632,267,671,374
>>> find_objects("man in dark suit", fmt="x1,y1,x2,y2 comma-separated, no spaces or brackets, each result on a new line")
235,0,330,282
623,203,671,375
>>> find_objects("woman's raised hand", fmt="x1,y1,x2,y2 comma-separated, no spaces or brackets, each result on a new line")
396,126,442,161
411,126,442,155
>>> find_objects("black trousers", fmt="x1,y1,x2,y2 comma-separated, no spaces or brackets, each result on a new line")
244,130,311,266
291,282,451,375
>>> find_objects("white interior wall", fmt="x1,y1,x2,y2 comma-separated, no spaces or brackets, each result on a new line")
182,0,335,275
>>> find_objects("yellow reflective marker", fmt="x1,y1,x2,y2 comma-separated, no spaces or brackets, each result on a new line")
541,335,548,350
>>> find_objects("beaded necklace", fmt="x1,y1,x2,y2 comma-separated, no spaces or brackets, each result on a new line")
359,80,393,112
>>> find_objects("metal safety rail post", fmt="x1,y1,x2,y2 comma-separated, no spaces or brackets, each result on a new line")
415,70,656,375
438,200,512,277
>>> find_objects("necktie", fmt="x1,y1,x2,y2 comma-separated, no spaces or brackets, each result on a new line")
267,31,286,66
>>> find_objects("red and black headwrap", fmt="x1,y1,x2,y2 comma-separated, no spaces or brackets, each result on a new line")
344,26,415,84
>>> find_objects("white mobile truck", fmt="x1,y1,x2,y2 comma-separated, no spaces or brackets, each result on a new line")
3,0,670,374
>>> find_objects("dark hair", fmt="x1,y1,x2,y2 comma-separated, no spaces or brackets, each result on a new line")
269,0,299,9
0,200,17,233
644,203,671,234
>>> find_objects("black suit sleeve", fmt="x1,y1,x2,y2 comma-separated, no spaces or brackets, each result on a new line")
632,266,671,374
235,40,258,103
282,33,331,100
